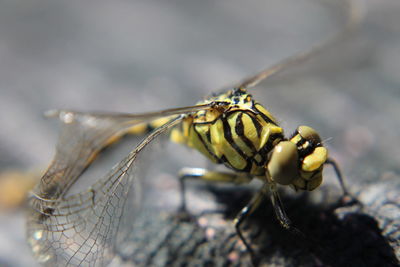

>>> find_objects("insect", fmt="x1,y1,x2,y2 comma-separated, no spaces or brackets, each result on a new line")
26,1,361,266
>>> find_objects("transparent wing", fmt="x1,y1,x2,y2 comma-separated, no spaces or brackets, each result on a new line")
27,115,184,267
34,104,211,200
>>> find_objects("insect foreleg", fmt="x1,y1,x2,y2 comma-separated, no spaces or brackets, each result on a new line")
265,173,306,239
324,158,348,196
324,158,360,206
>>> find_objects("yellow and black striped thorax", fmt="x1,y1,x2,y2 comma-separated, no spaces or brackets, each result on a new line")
171,88,284,176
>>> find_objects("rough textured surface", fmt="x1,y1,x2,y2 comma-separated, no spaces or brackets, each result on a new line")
0,0,400,266
107,182,399,267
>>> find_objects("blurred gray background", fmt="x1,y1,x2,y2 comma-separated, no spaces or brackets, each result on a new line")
0,0,399,266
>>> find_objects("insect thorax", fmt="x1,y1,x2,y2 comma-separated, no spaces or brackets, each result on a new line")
170,88,284,176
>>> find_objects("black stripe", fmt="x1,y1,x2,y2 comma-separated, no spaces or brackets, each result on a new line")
206,129,211,143
258,133,284,165
293,135,315,159
235,113,257,154
263,133,283,152
146,123,155,133
221,116,252,172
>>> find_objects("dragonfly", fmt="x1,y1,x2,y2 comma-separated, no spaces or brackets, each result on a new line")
26,1,362,266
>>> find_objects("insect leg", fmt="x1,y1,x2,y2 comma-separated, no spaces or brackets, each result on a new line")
265,173,306,238
325,158,348,195
178,167,252,212
233,182,300,265
325,158,360,206
233,186,267,263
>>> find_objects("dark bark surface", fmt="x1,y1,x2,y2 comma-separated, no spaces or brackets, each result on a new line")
110,177,400,267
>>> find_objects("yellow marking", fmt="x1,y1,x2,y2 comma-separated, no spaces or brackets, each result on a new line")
259,127,270,150
255,103,278,124
210,119,224,157
170,128,185,144
302,147,328,172
259,124,282,150
196,124,212,152
290,134,302,145
191,124,207,146
193,111,206,121
151,117,171,128
241,113,260,148
182,117,192,137
201,171,251,184
302,141,310,150
127,117,172,135
268,125,282,134
171,117,192,144
126,123,148,135
203,171,235,182
205,108,222,122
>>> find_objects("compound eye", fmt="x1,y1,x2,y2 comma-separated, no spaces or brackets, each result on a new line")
268,141,298,185
298,125,321,144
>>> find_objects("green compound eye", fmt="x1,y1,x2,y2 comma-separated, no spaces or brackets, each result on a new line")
268,141,299,185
